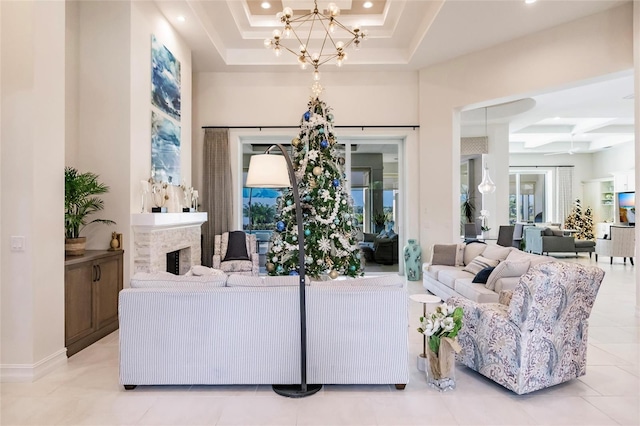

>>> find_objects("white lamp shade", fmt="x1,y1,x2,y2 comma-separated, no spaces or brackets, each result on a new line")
477,168,496,194
245,154,291,188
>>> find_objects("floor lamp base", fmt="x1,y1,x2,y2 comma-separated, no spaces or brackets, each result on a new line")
272,384,322,398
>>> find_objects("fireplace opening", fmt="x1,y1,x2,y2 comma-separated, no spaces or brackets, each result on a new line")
167,250,180,275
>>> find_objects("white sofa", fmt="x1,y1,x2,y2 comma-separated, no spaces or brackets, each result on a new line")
119,273,409,389
422,242,553,303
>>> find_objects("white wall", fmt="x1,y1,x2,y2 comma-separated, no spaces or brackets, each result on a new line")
419,4,634,256
1,0,66,380
193,70,420,242
592,141,635,178
66,1,192,285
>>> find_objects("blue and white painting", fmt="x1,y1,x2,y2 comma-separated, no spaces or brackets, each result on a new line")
151,111,180,184
151,35,181,121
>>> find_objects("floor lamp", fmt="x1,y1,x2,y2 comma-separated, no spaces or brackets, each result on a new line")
245,144,322,398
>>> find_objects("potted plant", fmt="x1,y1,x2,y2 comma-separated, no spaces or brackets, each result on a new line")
372,211,388,233
65,167,116,256
460,187,475,224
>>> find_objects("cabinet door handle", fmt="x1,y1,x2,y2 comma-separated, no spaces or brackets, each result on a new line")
92,265,97,282
96,265,101,282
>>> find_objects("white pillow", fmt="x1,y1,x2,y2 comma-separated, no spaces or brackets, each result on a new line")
191,265,225,276
310,275,404,287
462,256,500,275
455,244,465,266
485,260,531,291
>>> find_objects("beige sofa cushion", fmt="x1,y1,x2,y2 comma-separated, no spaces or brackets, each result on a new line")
454,279,499,303
431,244,459,266
463,242,487,265
482,245,512,261
437,268,474,290
485,260,530,291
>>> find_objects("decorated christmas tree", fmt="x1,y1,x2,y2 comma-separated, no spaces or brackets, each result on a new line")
265,97,364,279
564,199,595,240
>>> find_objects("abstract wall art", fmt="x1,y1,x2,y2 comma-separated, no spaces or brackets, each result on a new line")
151,110,181,184
151,35,181,121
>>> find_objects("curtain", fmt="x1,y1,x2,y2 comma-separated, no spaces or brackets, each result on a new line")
201,128,233,266
555,166,573,225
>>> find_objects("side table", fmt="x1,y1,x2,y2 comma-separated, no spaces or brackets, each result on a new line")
409,293,442,372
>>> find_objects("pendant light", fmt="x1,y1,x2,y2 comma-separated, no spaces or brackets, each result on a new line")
478,107,496,194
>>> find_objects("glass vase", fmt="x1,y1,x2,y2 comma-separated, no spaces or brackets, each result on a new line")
426,349,456,391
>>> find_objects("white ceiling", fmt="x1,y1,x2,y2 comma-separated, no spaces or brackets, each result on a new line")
154,0,634,155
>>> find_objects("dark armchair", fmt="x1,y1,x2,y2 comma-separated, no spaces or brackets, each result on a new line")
373,234,399,265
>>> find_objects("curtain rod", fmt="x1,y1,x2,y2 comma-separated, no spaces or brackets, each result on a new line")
510,165,575,168
202,125,419,130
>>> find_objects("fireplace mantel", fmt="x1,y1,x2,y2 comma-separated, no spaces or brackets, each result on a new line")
131,212,208,228
131,212,208,274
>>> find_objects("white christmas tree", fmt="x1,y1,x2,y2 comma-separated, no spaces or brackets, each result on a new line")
265,97,364,279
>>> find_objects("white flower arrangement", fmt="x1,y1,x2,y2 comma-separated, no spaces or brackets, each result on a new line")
479,209,491,232
418,302,463,355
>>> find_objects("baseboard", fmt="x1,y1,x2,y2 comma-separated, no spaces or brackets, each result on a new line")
0,348,67,383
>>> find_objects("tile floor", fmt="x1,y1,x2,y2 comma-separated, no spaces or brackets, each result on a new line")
1,256,638,425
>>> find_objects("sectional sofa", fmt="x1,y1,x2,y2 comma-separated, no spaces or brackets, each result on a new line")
119,273,409,389
422,242,554,303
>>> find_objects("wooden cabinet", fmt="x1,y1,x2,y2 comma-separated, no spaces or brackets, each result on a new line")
65,250,123,356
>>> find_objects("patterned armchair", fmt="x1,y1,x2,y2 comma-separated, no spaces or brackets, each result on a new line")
449,262,604,395
595,225,635,265
212,231,259,276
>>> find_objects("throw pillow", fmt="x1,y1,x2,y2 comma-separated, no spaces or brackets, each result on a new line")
482,245,511,261
462,255,500,275
191,265,225,276
223,231,250,261
431,244,458,266
485,260,531,291
552,229,564,237
543,228,554,236
472,266,495,284
463,241,487,266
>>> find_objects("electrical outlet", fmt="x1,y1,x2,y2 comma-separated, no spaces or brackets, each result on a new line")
11,236,25,251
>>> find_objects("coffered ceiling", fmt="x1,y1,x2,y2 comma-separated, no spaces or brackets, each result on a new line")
154,0,634,155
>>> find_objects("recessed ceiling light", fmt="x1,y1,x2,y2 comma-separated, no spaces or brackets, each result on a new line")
525,0,537,4
363,1,373,8
261,1,271,9
176,15,186,22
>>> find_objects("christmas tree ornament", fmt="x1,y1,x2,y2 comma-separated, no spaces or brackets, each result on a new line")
349,265,356,272
327,113,334,122
313,166,322,176
289,270,299,276
266,262,275,272
320,140,328,149
292,137,301,147
329,269,339,279
318,128,325,135
304,229,311,236
276,221,286,231
303,111,311,121
332,179,340,187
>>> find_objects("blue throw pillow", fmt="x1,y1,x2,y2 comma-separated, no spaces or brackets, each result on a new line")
472,266,495,284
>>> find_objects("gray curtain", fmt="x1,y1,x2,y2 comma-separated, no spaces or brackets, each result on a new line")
555,166,573,225
201,128,233,266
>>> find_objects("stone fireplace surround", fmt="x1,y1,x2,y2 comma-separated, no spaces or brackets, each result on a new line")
132,213,208,274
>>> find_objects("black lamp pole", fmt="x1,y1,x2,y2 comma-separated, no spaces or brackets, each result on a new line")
266,144,322,398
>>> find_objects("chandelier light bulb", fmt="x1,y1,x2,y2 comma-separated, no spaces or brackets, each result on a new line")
299,44,307,53
329,20,336,33
264,38,272,48
283,7,293,18
272,29,281,38
284,24,292,38
336,57,343,67
336,41,344,50
312,52,320,61
313,69,320,81
274,45,282,57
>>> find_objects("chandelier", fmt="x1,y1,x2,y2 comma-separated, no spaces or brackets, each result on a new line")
263,1,367,81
